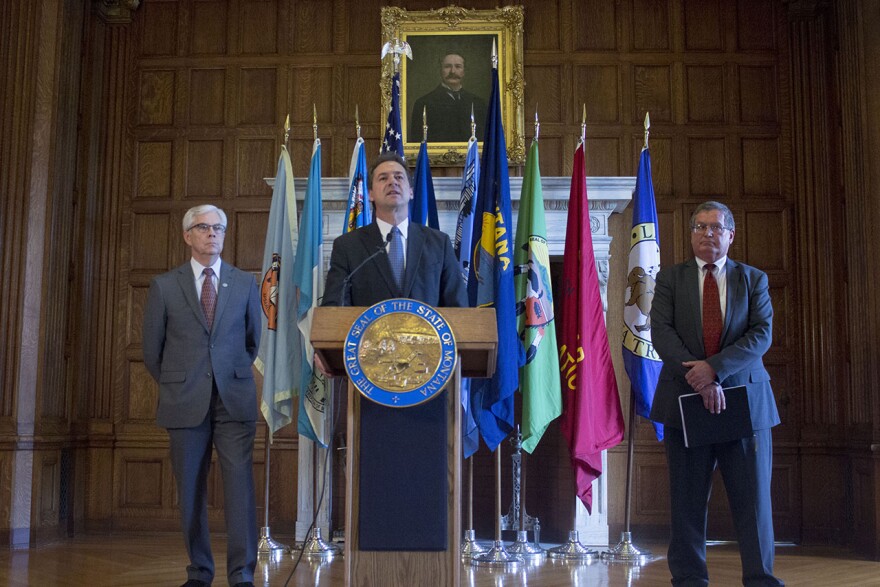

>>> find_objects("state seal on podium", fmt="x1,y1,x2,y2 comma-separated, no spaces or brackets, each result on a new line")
343,298,457,408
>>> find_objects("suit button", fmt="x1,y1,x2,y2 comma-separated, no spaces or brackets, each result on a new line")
210,344,214,349
206,373,212,378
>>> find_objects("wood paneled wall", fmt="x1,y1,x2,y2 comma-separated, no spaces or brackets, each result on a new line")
1,0,878,558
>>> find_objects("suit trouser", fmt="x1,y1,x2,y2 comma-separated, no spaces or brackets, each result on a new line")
168,391,257,585
665,426,783,587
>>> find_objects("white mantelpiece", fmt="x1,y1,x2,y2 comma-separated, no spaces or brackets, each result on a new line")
267,174,634,547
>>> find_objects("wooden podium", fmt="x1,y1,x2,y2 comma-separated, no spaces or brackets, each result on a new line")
311,306,497,587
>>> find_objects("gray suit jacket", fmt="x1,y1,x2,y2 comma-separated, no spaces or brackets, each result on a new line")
649,257,780,430
322,222,467,308
143,261,261,428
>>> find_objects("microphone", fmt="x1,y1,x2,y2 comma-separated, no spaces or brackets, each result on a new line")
340,231,393,306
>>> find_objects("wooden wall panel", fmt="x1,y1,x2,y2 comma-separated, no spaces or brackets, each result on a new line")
572,0,617,51
632,0,672,51
575,66,620,123
684,0,723,50
739,66,778,123
524,65,563,122
742,138,781,196
130,214,171,271
239,68,278,125
136,142,173,198
522,0,561,51
686,66,725,123
234,211,270,273
140,1,178,57
633,65,673,123
239,0,279,55
235,138,276,197
189,69,226,125
126,362,158,423
736,0,776,51
290,0,333,54
186,140,225,198
138,71,176,125
687,137,727,195
190,0,228,55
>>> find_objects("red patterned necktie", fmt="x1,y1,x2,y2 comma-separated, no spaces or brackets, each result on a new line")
702,264,722,357
201,267,217,328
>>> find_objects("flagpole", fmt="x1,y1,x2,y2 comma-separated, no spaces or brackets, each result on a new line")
461,456,486,559
602,112,655,564
300,112,340,558
257,115,292,559
471,447,522,567
549,119,598,561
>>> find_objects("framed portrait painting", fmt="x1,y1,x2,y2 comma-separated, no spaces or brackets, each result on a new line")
381,5,525,166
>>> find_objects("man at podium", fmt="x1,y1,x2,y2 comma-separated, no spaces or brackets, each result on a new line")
323,151,466,308
320,152,466,551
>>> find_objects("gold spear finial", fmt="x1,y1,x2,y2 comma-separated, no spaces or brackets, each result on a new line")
422,106,428,143
580,104,586,145
312,105,318,141
283,114,290,146
643,111,651,150
355,105,361,139
470,104,476,141
534,106,540,142
491,38,498,69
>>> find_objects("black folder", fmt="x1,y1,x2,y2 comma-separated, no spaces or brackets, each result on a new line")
678,385,753,448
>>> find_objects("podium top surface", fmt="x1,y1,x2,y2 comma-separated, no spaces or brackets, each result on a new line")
311,306,497,379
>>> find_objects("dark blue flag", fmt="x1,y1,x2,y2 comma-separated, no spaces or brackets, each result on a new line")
622,146,664,440
410,141,439,229
381,72,404,157
467,65,524,451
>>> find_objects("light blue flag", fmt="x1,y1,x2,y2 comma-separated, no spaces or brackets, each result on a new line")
381,72,405,156
344,137,371,233
293,139,330,447
467,64,524,451
622,146,664,441
410,141,439,228
256,146,301,436
455,137,481,457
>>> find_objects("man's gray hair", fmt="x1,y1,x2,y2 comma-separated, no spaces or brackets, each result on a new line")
690,201,735,231
182,204,228,231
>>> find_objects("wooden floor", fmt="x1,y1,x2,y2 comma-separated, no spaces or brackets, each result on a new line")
0,533,878,586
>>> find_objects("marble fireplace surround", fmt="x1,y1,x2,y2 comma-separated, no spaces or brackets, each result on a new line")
267,174,635,547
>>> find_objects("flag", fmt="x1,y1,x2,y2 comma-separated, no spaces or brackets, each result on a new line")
467,64,524,451
455,137,481,458
410,141,439,229
344,137,371,233
381,72,404,156
256,146,301,435
292,139,331,447
558,143,625,513
623,146,664,440
515,140,562,454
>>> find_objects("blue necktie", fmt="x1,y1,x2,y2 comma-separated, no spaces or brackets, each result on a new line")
388,226,404,292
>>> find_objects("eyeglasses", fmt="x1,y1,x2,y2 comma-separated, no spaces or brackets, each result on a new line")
188,223,226,234
691,223,730,235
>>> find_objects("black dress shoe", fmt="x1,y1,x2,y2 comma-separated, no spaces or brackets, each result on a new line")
181,580,210,587
232,583,254,587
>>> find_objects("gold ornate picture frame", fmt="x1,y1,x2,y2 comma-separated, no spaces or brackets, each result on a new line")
381,5,525,166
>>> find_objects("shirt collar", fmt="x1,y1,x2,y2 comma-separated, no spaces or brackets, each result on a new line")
375,217,409,242
695,256,727,272
190,257,222,279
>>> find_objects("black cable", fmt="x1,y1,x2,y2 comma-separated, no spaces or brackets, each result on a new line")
282,378,342,586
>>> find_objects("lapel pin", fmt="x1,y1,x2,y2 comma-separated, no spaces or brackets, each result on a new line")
222,283,228,287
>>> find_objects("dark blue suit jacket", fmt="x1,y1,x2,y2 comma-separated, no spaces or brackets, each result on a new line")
649,257,780,431
142,261,261,428
322,221,467,308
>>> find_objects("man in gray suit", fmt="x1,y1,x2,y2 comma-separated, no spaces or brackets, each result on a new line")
650,201,784,587
143,204,260,587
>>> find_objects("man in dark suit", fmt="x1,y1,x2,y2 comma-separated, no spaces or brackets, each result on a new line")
323,152,466,308
409,52,488,144
143,204,260,587
650,201,784,587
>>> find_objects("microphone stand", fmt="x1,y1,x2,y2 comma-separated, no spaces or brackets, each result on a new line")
339,232,391,306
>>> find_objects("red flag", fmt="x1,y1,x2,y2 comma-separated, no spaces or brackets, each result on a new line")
558,143,625,513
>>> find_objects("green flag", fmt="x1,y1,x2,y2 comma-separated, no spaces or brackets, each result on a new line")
514,140,562,453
